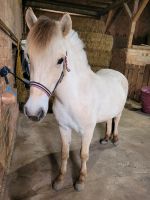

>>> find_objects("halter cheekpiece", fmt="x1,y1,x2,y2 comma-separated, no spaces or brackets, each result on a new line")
30,52,70,97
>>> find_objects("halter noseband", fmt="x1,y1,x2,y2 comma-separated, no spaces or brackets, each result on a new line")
30,52,70,98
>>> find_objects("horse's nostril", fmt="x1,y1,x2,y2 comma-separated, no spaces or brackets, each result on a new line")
37,108,44,120
24,107,44,121
28,115,39,121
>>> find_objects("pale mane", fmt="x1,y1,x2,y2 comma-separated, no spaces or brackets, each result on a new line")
67,30,90,68
27,16,57,51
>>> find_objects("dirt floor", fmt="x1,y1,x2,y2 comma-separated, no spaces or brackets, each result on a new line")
7,102,150,200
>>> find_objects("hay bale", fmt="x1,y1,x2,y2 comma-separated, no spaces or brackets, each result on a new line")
72,18,105,33
79,32,113,52
87,50,112,67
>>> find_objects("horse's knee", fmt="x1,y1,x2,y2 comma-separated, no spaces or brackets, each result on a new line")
62,151,69,160
81,153,89,161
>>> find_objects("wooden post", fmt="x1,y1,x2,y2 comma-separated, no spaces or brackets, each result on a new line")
105,10,114,33
123,3,132,18
128,21,136,48
127,0,149,48
133,0,140,15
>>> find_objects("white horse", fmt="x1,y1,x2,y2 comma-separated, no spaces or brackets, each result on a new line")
24,8,128,191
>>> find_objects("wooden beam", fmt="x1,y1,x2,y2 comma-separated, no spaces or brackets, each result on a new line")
127,21,136,48
24,0,100,18
132,0,140,16
127,0,150,48
0,19,18,44
123,2,132,18
99,0,129,16
105,10,114,32
105,8,122,33
132,0,149,22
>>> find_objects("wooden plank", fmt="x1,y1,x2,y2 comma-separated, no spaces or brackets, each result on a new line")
142,65,150,87
130,65,139,99
135,65,145,101
126,48,150,65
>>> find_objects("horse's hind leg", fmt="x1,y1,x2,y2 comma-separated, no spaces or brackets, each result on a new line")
100,119,112,144
111,113,121,145
53,126,71,191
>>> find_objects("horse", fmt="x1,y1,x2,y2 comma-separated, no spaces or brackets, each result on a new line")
24,8,128,191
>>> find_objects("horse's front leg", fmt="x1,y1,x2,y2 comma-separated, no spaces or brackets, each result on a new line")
75,127,94,191
53,126,71,191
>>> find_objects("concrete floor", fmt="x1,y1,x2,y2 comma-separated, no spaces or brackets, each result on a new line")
7,103,150,200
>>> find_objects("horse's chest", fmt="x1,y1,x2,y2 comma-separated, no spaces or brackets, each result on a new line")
53,101,85,133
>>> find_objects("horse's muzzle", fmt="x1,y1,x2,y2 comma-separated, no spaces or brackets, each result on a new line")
24,107,45,121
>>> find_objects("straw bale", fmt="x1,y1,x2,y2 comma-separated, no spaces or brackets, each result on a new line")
79,32,113,52
73,18,105,33
87,50,112,67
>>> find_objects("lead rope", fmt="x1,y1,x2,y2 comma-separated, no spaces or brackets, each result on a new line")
0,52,70,98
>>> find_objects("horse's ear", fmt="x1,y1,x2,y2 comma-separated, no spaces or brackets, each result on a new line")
60,13,72,36
25,7,37,29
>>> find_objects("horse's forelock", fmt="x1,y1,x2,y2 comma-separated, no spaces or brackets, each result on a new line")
27,16,59,52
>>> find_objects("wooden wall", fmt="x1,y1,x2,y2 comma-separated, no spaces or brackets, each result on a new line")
109,1,150,101
0,0,22,198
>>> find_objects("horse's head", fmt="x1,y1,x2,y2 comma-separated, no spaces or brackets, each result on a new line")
24,8,72,121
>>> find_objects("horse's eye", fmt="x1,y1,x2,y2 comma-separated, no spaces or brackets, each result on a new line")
57,58,64,65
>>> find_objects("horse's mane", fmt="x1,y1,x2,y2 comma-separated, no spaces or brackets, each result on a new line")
67,30,90,68
27,16,57,50
27,15,90,68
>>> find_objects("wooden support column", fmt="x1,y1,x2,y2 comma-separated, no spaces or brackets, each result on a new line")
123,3,132,18
105,10,114,33
127,0,149,48
104,8,121,33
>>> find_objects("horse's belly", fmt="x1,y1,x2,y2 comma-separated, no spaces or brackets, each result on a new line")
96,90,126,122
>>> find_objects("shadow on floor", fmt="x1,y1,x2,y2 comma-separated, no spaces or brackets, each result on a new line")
7,141,114,200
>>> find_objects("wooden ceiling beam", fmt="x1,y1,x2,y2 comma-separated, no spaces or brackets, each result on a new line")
24,0,105,12
99,0,130,16
24,0,100,18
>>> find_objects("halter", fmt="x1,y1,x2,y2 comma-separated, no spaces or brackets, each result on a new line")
0,53,70,98
30,52,70,98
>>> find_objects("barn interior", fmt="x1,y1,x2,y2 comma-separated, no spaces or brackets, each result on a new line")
0,0,150,199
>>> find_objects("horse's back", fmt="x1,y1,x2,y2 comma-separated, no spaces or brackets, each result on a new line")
96,69,128,95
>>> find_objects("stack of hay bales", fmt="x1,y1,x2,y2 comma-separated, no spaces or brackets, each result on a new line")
72,17,113,72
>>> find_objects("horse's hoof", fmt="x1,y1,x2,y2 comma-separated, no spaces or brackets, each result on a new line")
100,138,108,145
111,136,119,146
53,178,64,191
74,180,85,191
112,140,119,146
